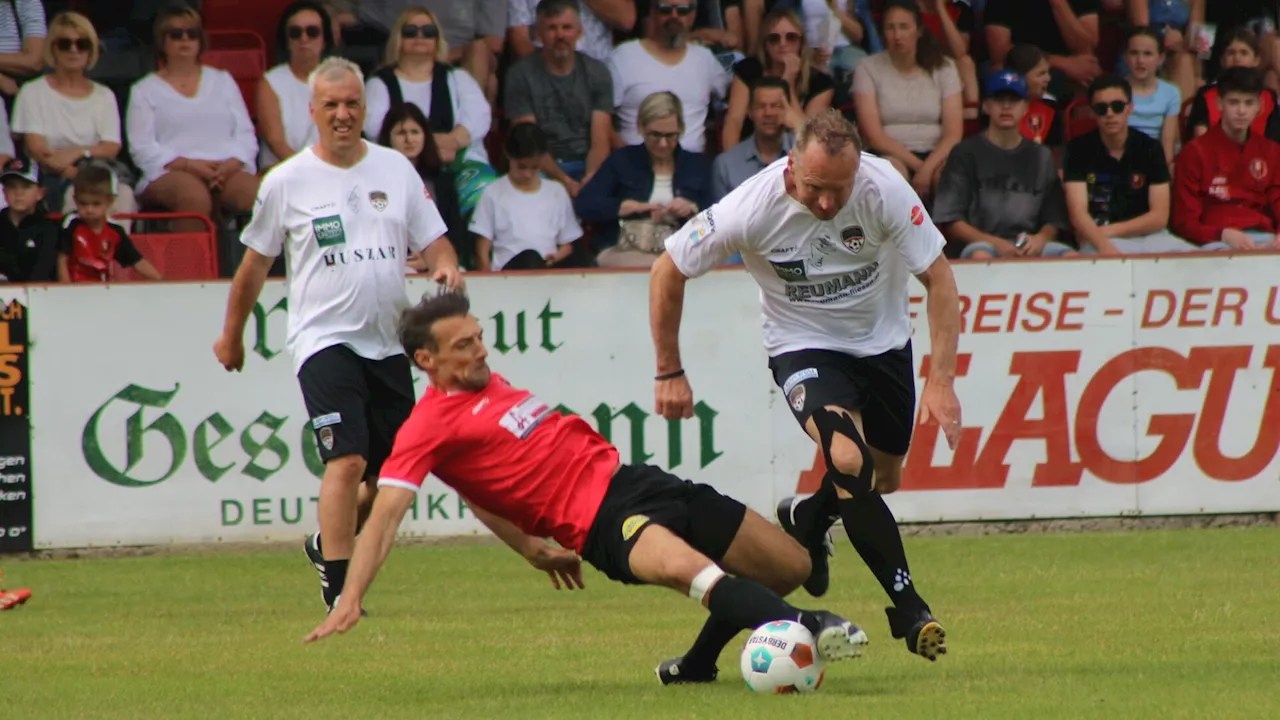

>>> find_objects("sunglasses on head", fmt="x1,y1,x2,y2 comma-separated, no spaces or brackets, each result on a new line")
655,3,695,16
54,37,92,52
765,31,802,44
401,23,440,39
287,25,322,40
166,27,201,41
1092,100,1128,116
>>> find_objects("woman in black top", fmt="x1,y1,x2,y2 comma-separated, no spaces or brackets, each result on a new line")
720,7,835,150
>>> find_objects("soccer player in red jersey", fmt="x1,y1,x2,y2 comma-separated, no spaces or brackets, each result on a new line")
305,292,870,683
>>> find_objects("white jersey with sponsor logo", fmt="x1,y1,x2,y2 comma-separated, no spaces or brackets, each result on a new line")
241,142,448,374
665,153,944,358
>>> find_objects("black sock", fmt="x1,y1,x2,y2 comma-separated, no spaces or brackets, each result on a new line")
794,478,839,534
837,494,926,612
705,575,808,633
323,558,349,607
680,618,742,672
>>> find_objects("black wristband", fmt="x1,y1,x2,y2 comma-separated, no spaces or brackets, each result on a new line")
654,369,685,381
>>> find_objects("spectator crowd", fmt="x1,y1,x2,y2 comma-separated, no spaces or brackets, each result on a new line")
2,0,1280,283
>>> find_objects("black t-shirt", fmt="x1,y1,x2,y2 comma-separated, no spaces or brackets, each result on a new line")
732,57,835,138
984,0,1101,57
1063,128,1170,225
0,208,58,282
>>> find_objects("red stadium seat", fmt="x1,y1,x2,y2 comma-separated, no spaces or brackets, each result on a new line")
201,0,294,66
204,29,268,119
112,213,220,281
1180,96,1196,142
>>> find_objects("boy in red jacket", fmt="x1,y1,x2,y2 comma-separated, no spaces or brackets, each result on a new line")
1173,66,1280,251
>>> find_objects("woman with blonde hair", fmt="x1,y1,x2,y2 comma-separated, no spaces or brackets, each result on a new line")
363,7,491,166
12,11,138,217
576,92,711,268
721,7,835,150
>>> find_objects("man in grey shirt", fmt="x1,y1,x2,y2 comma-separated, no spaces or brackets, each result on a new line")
504,0,613,195
933,71,1074,260
711,77,793,202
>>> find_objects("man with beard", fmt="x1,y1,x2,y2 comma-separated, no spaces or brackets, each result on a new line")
607,0,732,153
711,77,793,201
214,57,463,615
504,0,615,194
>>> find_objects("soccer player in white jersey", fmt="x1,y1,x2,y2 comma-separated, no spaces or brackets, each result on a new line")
649,110,963,678
213,57,464,615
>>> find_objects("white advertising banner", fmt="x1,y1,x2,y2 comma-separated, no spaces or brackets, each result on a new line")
22,254,1280,548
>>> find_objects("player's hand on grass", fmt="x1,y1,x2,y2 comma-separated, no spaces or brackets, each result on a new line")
432,265,466,292
529,546,584,590
918,381,962,450
304,597,362,643
655,373,694,420
213,332,245,372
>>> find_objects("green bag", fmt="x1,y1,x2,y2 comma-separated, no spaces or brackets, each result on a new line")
449,147,497,218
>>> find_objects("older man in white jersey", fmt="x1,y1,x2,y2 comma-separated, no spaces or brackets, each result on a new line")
649,110,962,680
214,57,463,615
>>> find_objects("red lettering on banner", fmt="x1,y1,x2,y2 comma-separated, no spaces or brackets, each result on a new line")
1006,293,1022,332
1190,345,1280,480
1142,290,1176,328
973,295,1005,333
950,292,1069,334
1212,288,1247,327
1267,287,1280,325
902,355,985,490
1178,288,1212,327
1023,292,1054,332
1143,288,1250,328
1056,292,1088,330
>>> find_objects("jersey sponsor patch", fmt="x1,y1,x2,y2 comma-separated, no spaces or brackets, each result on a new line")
312,215,347,247
782,367,818,397
311,412,342,429
769,259,808,282
369,190,389,212
499,395,553,439
910,206,924,226
687,209,716,245
621,514,650,541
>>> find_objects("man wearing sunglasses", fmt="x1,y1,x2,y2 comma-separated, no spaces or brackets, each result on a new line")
1063,73,1193,255
1173,66,1280,252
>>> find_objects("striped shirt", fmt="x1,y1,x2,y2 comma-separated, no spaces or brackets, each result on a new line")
0,0,46,55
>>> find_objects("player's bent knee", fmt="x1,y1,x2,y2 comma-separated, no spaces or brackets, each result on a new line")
324,454,367,483
812,408,875,495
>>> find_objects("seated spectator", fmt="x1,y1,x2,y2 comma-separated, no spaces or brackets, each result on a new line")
793,0,865,78
853,0,962,197
575,91,711,267
1173,67,1280,252
712,76,792,201
933,71,1073,259
364,8,493,167
1203,2,1280,89
919,0,978,111
419,0,507,102
504,0,614,194
633,0,746,53
1127,0,1198,102
470,124,582,271
0,157,57,283
985,0,1101,91
13,11,139,219
506,0,630,62
1187,29,1280,142
0,0,46,107
258,1,333,170
1122,27,1180,168
1063,74,1192,254
126,5,260,234
377,102,465,247
608,0,731,153
57,165,162,283
1006,43,1063,146
720,8,834,150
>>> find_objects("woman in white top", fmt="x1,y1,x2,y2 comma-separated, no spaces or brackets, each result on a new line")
126,6,259,234
11,11,138,217
364,7,492,167
257,1,331,170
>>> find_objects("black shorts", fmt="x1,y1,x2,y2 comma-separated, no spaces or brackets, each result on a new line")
580,464,748,585
769,343,916,456
297,344,415,477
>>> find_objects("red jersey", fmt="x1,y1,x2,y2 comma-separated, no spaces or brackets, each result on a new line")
58,215,143,283
1172,125,1280,245
378,373,619,552
1020,98,1058,145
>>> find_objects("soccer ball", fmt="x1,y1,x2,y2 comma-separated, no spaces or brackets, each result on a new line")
740,620,826,694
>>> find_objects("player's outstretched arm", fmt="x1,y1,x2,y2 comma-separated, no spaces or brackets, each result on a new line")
214,249,276,372
649,253,695,420
303,486,416,643
468,502,584,590
915,255,962,450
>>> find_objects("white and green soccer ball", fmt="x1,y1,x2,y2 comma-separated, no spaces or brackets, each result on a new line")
740,620,826,694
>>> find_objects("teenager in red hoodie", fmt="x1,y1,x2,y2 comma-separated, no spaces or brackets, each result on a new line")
1173,66,1280,251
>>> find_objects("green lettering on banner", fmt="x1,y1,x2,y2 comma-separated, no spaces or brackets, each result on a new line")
221,499,243,525
193,412,236,482
408,495,418,521
425,493,449,519
239,412,290,481
694,401,724,469
299,422,325,479
491,310,527,354
281,497,305,524
253,497,271,524
593,402,653,465
538,301,563,352
457,496,469,518
82,384,187,487
490,301,563,355
251,297,288,361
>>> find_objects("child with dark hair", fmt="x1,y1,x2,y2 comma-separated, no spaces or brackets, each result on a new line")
468,123,582,271
0,157,58,283
57,165,163,282
1186,29,1280,142
1006,43,1062,145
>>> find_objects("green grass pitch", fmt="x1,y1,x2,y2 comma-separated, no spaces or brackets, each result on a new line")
3,526,1277,719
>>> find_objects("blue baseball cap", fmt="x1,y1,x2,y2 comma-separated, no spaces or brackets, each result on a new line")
984,71,1028,99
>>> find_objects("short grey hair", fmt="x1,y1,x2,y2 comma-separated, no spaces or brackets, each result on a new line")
794,109,862,157
308,56,365,96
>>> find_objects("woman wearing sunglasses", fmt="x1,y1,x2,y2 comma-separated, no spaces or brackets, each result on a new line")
126,6,260,235
721,8,835,151
11,11,138,219
364,7,492,168
258,1,334,170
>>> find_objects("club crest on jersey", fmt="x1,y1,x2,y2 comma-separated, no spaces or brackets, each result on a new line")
319,426,334,451
840,225,865,253
1130,173,1146,189
369,190,389,212
1028,114,1044,134
788,383,806,412
1251,158,1269,180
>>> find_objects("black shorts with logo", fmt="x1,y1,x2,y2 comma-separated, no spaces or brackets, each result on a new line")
297,344,416,477
580,464,748,585
769,342,916,456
